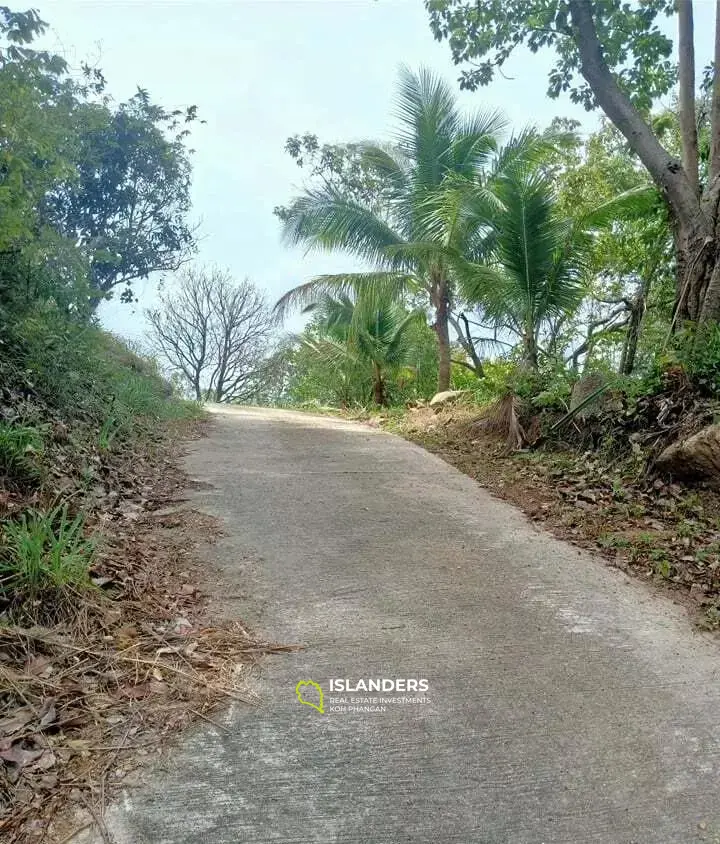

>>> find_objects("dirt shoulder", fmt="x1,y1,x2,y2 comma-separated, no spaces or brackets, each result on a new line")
0,418,292,844
389,404,720,630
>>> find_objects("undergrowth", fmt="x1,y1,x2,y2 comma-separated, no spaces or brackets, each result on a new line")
0,301,203,620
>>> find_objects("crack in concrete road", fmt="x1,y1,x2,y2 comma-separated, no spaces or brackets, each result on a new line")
91,406,720,843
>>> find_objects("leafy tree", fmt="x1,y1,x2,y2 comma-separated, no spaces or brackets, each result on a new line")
146,267,272,402
426,0,720,333
0,48,75,256
0,8,197,314
273,133,386,219
275,66,513,392
547,119,673,374
0,6,64,72
45,90,198,304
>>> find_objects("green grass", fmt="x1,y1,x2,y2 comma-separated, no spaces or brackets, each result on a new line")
0,503,95,603
0,423,45,489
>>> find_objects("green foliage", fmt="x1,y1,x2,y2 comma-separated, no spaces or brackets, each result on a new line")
0,422,44,489
0,6,64,71
275,66,523,391
298,294,433,406
0,14,197,311
45,90,198,301
274,133,387,219
0,503,94,602
458,167,586,367
672,325,720,395
1,300,198,451
426,0,676,111
284,306,439,408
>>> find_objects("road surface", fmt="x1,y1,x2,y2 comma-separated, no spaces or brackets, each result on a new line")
96,406,720,843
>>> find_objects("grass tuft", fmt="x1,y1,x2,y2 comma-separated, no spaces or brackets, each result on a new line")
0,423,45,490
0,503,95,611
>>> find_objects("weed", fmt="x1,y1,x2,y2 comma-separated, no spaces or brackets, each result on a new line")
0,423,44,489
677,520,702,540
650,549,673,579
701,605,720,630
0,503,95,607
98,413,119,451
610,480,628,501
677,492,704,517
598,532,631,550
635,532,656,548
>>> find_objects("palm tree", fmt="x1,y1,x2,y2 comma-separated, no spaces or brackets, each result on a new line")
275,66,509,392
302,293,424,406
456,164,653,371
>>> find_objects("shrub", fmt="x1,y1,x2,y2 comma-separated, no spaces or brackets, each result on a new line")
0,503,95,605
676,324,720,394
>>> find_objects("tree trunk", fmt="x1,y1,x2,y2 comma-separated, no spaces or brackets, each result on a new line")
620,274,652,375
449,312,485,377
677,0,699,197
523,332,539,372
674,221,717,323
433,278,452,392
371,361,386,406
709,0,720,182
568,0,720,325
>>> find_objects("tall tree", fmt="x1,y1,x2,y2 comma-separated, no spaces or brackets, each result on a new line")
275,66,509,392
426,0,720,333
549,119,673,374
147,267,272,402
45,90,198,304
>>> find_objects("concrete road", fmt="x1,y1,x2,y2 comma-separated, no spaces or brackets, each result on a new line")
99,407,720,843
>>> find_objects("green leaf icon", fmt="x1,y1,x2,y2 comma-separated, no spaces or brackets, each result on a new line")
295,680,324,714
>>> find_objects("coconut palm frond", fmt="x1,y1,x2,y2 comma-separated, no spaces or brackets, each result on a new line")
274,272,415,321
280,186,406,267
488,128,546,181
578,184,659,230
358,142,412,198
394,65,460,188
457,168,587,352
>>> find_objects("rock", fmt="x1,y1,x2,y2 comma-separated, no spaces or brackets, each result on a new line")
569,373,607,420
429,390,467,411
655,424,720,483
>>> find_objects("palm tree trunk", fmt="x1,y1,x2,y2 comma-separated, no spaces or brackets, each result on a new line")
523,332,539,372
434,279,452,392
371,361,386,406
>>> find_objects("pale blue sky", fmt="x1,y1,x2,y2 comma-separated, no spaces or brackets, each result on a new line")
36,0,715,340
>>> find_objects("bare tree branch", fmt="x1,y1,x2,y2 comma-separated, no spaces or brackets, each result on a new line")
146,266,273,402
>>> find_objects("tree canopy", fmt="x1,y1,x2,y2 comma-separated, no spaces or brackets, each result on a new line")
0,9,198,314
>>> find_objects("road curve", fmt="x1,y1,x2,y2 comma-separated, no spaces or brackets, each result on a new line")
98,406,720,843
